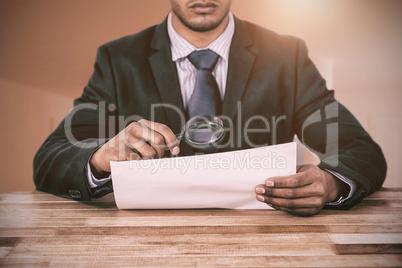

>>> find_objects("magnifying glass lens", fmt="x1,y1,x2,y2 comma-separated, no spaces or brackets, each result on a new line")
178,115,225,149
186,123,223,144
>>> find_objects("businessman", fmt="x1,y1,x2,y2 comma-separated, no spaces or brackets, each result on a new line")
34,0,387,215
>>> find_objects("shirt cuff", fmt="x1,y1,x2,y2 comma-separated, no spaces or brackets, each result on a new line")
86,162,112,189
325,169,356,206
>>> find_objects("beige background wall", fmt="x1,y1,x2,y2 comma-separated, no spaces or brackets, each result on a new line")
0,0,401,191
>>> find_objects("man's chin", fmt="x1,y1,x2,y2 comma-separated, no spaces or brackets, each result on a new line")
188,23,221,32
181,16,227,32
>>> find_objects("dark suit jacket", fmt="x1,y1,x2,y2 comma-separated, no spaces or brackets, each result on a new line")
33,17,387,209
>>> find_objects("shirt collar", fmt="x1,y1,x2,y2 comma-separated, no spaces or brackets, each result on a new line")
167,11,235,62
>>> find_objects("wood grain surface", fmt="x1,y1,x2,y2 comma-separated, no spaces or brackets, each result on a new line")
0,189,401,267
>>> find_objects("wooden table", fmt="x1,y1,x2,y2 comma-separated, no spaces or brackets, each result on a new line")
0,189,401,267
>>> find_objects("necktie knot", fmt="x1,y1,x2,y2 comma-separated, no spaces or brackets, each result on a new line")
188,49,219,71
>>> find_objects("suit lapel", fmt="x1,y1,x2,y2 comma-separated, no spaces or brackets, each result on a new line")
149,19,186,134
149,19,194,156
222,17,256,121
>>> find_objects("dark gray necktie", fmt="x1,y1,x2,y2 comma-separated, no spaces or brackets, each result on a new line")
187,49,221,119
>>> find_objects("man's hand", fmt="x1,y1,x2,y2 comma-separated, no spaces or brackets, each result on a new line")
255,164,344,216
89,119,180,177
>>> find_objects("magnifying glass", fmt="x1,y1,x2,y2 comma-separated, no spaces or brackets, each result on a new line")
176,115,225,150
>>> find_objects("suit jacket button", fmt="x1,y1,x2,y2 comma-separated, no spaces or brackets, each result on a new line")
69,190,82,199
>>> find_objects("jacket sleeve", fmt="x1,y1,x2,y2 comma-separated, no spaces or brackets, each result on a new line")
292,40,387,210
33,45,117,201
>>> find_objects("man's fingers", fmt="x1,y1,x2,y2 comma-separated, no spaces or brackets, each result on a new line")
123,120,178,158
90,120,178,174
255,184,325,199
265,172,314,188
138,119,180,155
139,125,166,158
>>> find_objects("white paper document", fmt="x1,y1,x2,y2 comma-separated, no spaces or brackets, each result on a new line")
111,142,296,210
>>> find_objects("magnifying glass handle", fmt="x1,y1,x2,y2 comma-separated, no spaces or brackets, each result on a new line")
176,133,183,141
